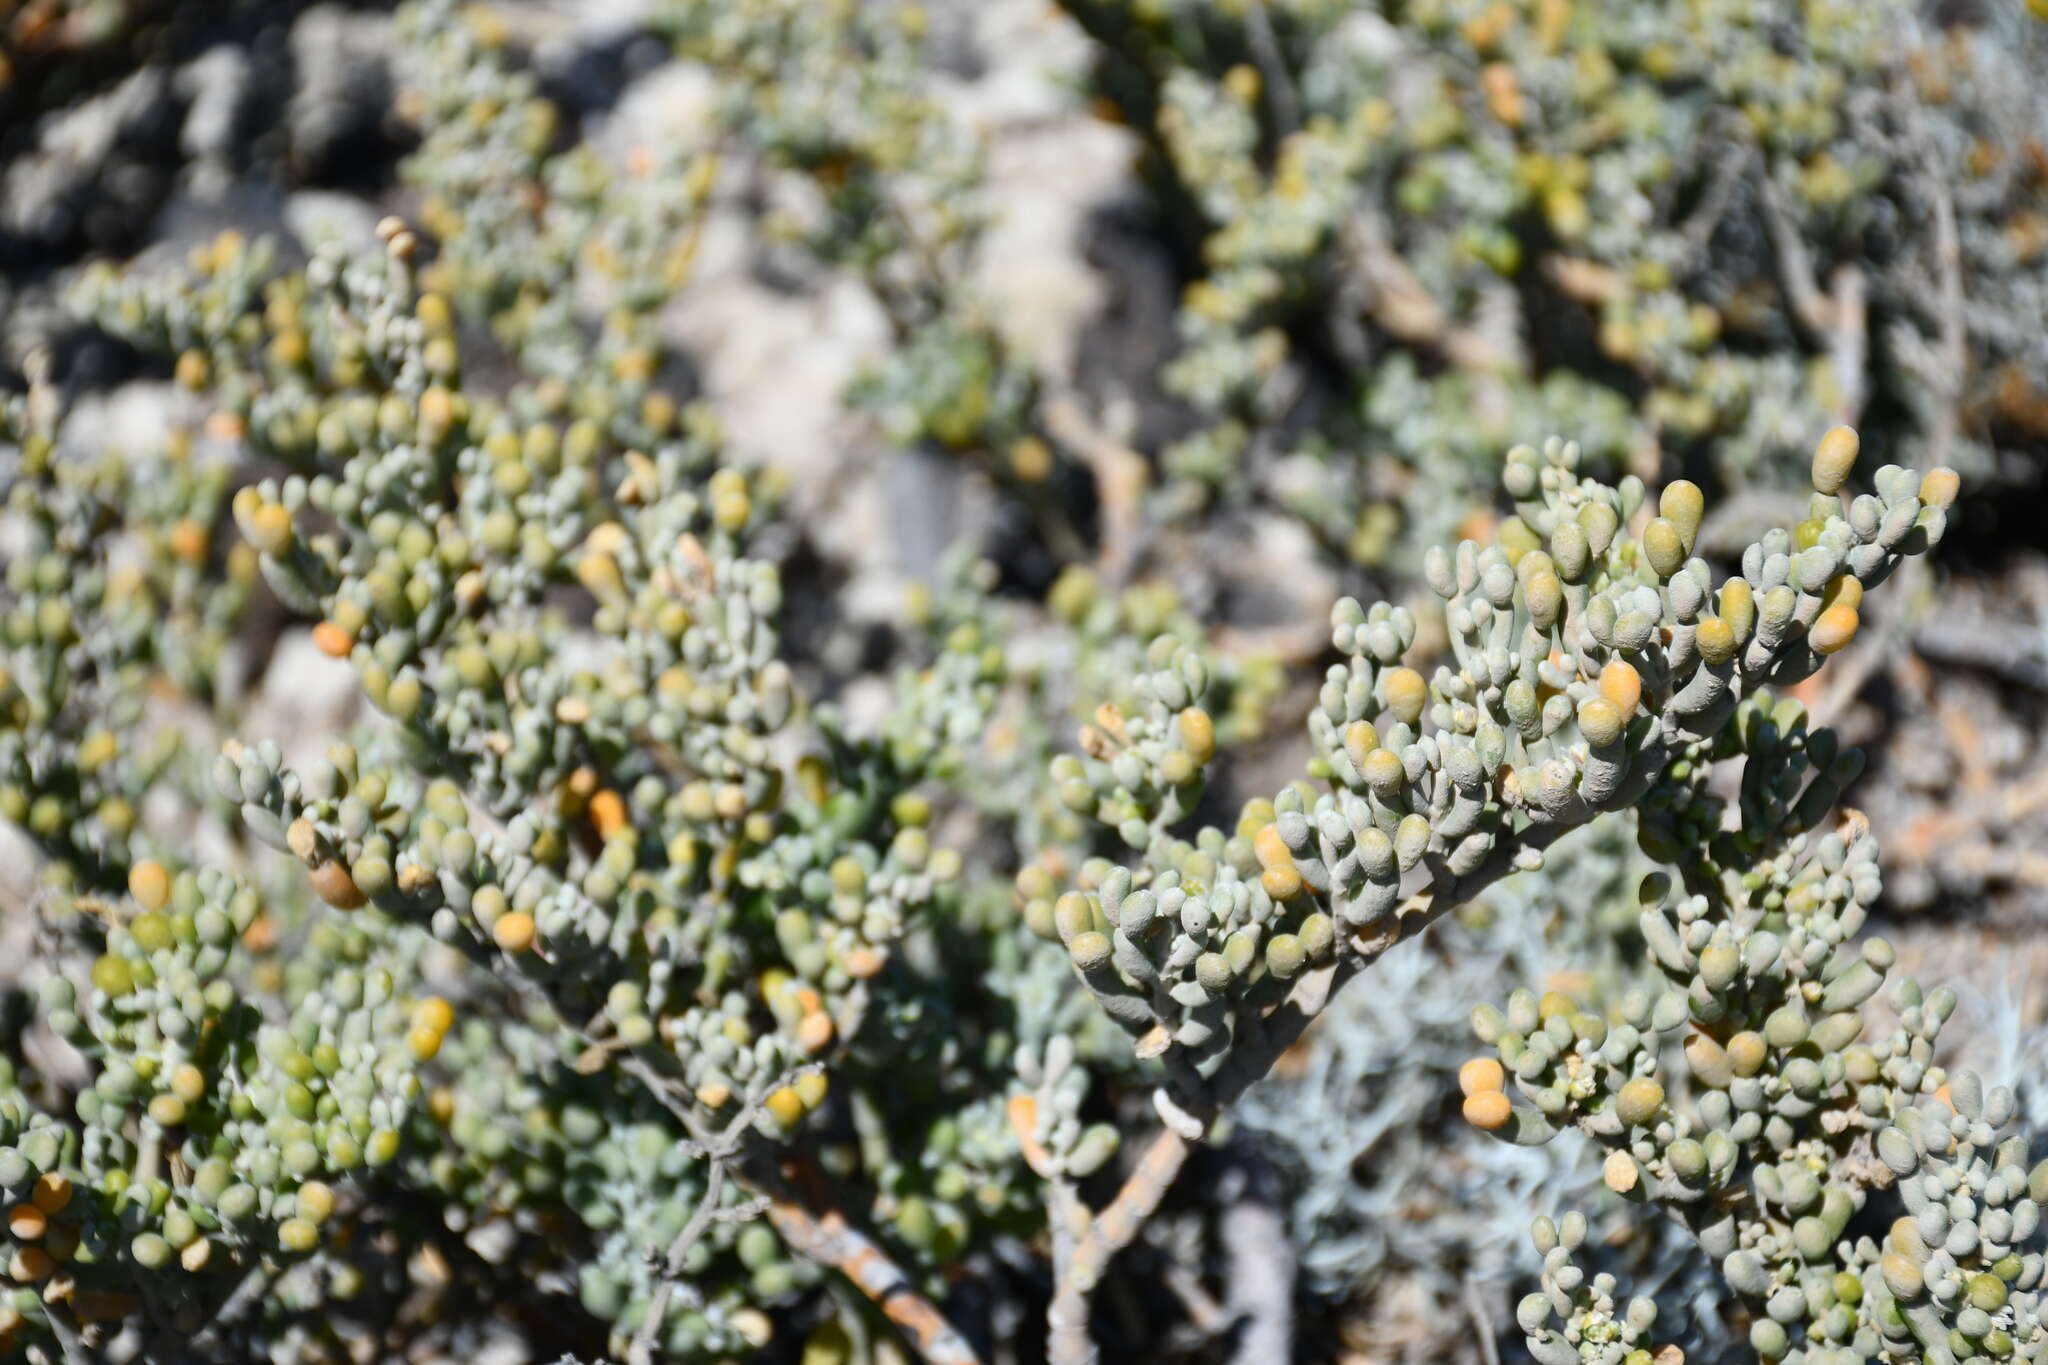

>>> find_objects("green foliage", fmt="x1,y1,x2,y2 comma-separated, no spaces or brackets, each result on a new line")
0,0,2042,1361
1059,0,2048,564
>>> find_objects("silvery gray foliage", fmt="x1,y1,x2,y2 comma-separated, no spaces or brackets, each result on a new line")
5,0,2044,1362
1019,416,1978,1365
1450,435,2045,1362
1482,770,2048,1362
1237,821,1742,1358
1047,428,1956,1144
1236,831,1631,1296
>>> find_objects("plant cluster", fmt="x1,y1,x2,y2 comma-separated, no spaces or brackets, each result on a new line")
1056,0,2048,562
0,1,2043,1362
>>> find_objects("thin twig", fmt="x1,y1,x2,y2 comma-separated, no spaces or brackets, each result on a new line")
1827,262,1868,425
1917,115,1967,470
765,1157,984,1365
628,1083,782,1365
1241,1,1302,134
1678,137,1751,262
1162,1263,1227,1335
1342,210,1515,373
630,1163,774,1364
1754,160,1868,424
1755,168,1832,341
1047,1172,1086,1334
1542,254,1623,306
1046,1125,1194,1365
493,965,982,1364
1465,1276,1504,1365
1011,1094,1087,1319
190,1263,271,1359
1043,394,1150,590
43,1305,91,1365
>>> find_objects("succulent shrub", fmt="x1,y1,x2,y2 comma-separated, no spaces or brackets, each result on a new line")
0,1,2042,1363
1003,425,2045,1365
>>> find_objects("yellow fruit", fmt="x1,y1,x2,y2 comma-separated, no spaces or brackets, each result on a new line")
128,860,171,912
1382,667,1428,725
409,1022,446,1062
31,1175,71,1216
310,862,366,911
1458,1058,1505,1096
796,1011,835,1055
1719,577,1756,641
1342,720,1380,773
1695,616,1737,666
1253,824,1294,871
246,503,293,556
296,1182,335,1226
1577,698,1625,748
312,621,354,658
411,997,454,1036
492,912,537,954
1009,436,1052,482
167,519,209,564
1659,480,1704,549
588,789,628,840
1615,1077,1665,1125
1811,604,1860,655
9,1248,53,1282
1261,865,1303,901
764,1087,806,1128
1727,1031,1768,1077
1363,747,1406,792
1598,660,1642,715
1812,426,1859,494
1642,518,1686,577
1463,1091,1513,1130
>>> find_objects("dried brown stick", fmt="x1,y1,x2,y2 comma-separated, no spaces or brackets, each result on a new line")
766,1158,984,1365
